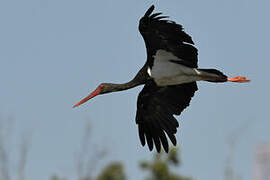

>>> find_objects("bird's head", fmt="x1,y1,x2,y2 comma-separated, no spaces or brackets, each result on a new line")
73,83,114,108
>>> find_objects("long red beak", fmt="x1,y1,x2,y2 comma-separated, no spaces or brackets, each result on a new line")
73,86,101,108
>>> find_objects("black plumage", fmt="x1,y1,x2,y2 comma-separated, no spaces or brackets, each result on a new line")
135,5,199,152
136,80,197,152
73,5,249,153
139,5,198,68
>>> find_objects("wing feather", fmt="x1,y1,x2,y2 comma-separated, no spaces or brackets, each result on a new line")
136,80,198,152
139,5,198,68
136,6,199,152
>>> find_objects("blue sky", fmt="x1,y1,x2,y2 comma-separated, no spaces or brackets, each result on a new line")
0,0,269,179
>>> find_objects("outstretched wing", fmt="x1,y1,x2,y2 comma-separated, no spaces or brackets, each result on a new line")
136,80,198,152
139,5,198,68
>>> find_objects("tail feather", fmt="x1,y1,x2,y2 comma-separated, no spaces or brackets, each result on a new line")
198,68,227,82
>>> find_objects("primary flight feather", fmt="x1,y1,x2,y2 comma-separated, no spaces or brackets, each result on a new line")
73,5,250,153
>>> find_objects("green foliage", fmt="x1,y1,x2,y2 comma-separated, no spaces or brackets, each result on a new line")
140,147,192,180
168,148,179,165
97,162,126,180
49,148,191,180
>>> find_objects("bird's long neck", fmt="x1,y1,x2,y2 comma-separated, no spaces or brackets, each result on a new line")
106,64,149,93
73,65,149,108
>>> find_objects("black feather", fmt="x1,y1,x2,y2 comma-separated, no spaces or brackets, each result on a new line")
136,6,199,153
139,5,197,68
136,80,197,153
144,5,155,17
150,12,162,19
144,124,154,151
159,130,169,153
138,124,145,146
155,16,169,20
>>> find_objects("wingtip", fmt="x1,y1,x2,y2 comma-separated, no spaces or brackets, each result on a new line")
164,148,169,153
169,134,177,146
148,141,154,151
145,5,155,17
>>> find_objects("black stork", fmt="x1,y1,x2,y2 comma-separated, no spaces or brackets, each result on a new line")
73,5,250,153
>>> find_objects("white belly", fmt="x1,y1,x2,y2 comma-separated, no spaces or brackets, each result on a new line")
149,50,202,86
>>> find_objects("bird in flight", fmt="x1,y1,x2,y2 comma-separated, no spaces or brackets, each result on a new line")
73,5,250,153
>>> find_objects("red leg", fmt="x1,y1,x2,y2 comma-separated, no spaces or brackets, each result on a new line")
227,76,250,83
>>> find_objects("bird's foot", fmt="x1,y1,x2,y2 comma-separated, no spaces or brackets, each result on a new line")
227,76,250,83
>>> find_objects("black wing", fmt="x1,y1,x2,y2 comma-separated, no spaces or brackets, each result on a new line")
136,80,198,152
139,5,198,68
